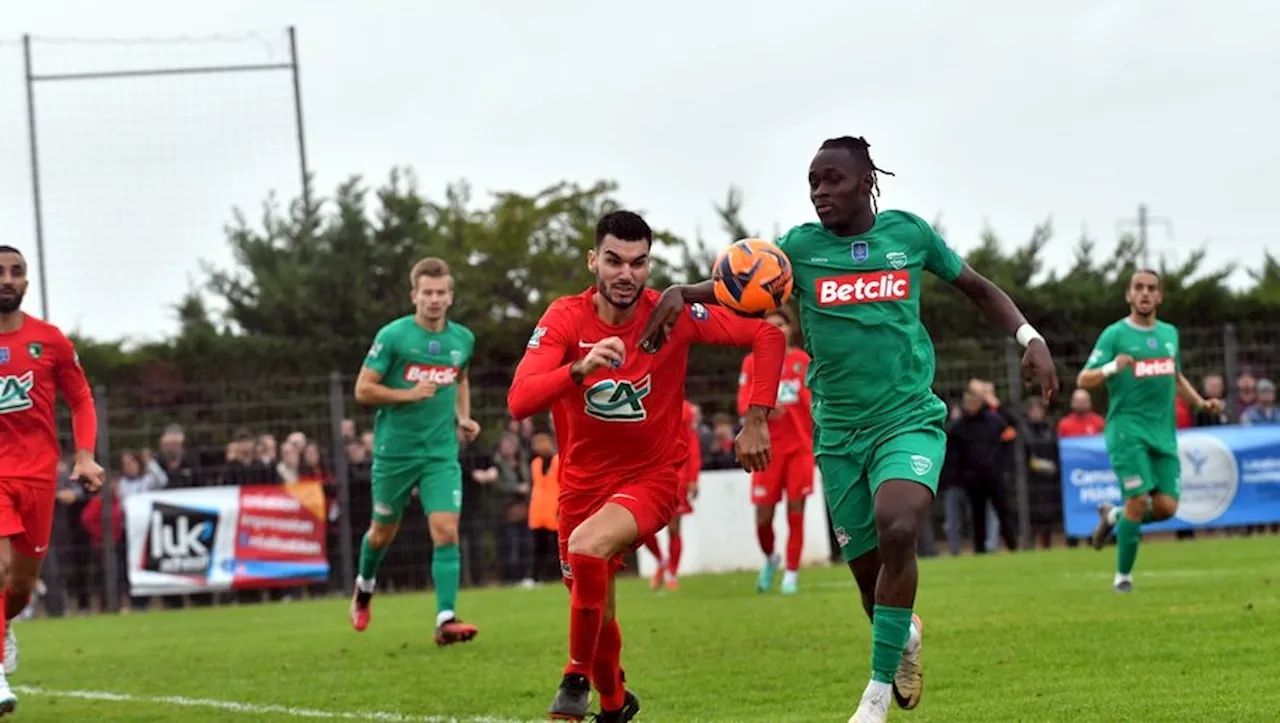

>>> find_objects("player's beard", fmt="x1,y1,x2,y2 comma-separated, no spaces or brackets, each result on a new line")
598,280,640,310
0,289,23,314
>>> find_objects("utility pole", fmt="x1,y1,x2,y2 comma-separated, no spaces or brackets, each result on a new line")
1119,204,1172,269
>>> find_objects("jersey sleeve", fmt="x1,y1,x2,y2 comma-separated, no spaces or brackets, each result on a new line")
1083,326,1117,370
362,324,396,376
52,330,98,453
507,301,580,421
736,354,754,416
912,213,965,283
683,305,785,409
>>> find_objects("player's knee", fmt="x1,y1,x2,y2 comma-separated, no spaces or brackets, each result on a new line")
367,523,397,549
754,505,774,527
786,499,804,516
7,573,35,599
667,517,681,536
566,525,616,559
874,513,919,555
1122,497,1149,522
429,517,460,546
1151,496,1178,521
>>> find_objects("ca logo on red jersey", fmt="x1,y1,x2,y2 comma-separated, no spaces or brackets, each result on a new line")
0,371,34,415
584,374,651,422
404,365,459,385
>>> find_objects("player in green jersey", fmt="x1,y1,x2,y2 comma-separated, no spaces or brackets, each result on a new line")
640,136,1058,723
1078,270,1223,593
350,257,484,645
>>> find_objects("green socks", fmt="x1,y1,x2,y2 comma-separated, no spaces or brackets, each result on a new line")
871,605,913,684
1116,516,1141,575
358,531,388,582
432,544,461,616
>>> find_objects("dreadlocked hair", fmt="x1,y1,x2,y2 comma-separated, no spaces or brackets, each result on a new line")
819,136,895,213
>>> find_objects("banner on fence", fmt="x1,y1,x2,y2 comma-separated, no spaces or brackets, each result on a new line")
125,482,330,596
1059,425,1280,538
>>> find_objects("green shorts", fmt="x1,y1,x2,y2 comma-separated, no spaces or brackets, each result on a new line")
1105,434,1181,501
370,455,463,524
817,396,947,562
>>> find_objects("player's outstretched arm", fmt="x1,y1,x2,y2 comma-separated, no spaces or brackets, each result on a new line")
949,265,1058,403
639,280,717,353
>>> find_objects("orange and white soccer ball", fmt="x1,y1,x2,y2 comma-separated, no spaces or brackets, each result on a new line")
712,238,794,317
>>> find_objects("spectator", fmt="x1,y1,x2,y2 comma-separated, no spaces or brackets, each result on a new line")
277,441,302,483
300,442,328,479
340,418,357,443
257,434,279,466
1241,379,1278,426
1195,374,1230,427
1175,396,1194,429
944,388,1019,554
285,431,307,451
360,431,375,456
527,432,560,583
1057,389,1105,438
220,427,279,485
705,412,738,469
154,423,199,488
460,446,497,587
80,477,132,611
487,434,533,586
1235,372,1258,420
970,379,1015,550
118,449,167,497
1022,398,1062,549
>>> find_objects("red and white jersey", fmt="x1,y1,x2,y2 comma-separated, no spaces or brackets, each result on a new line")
508,288,784,494
738,347,813,457
0,314,97,482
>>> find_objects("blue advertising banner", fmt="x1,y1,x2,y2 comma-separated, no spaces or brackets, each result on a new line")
1059,425,1280,538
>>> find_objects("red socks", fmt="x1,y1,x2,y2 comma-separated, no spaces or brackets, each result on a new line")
592,618,625,711
786,511,804,571
641,536,664,566
565,553,609,678
667,534,682,578
757,523,776,557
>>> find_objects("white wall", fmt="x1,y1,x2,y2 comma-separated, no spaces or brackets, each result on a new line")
635,467,831,578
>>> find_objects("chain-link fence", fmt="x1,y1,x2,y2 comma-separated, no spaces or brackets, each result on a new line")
34,322,1279,618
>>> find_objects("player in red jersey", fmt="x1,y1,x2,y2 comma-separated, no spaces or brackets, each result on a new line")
507,212,785,722
739,308,814,595
0,246,105,713
641,399,702,592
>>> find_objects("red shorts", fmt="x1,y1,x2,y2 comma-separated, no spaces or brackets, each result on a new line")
750,449,815,506
0,478,57,559
674,479,694,517
558,474,680,580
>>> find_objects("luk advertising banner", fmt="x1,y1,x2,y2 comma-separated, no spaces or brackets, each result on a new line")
1060,426,1280,538
126,483,329,596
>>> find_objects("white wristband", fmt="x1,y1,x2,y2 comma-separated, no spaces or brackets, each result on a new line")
1015,323,1044,348
1101,360,1119,377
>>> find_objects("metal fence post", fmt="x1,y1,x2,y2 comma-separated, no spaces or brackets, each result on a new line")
328,371,354,595
1004,340,1033,551
96,386,119,613
1223,323,1239,420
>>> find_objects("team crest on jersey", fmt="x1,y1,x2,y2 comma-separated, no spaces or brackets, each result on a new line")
690,303,709,321
910,455,934,476
1147,337,1158,349
886,251,908,270
428,340,441,355
26,343,41,360
584,374,651,422
450,350,462,366
850,241,869,262
0,371,35,415
0,347,8,365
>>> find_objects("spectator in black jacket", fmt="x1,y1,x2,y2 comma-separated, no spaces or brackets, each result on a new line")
945,389,1019,554
1022,399,1062,549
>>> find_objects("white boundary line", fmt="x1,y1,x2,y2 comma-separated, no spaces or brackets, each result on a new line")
12,686,541,722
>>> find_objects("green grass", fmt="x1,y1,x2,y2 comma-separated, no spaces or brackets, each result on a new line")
10,535,1280,722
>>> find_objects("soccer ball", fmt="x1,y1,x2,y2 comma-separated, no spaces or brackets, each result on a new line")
712,238,794,317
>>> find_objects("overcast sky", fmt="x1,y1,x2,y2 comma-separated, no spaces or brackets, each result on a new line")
1,1,1277,343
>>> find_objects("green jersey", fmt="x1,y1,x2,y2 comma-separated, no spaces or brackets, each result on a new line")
1083,318,1182,454
362,316,475,460
776,210,965,428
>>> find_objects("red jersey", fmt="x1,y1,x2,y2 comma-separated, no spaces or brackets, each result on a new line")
1057,412,1105,438
738,347,812,456
0,314,97,482
681,400,701,484
508,288,784,494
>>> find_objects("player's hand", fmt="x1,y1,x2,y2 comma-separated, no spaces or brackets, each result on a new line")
639,286,686,354
768,405,786,420
1113,353,1135,370
1020,339,1060,405
687,481,699,501
409,378,438,401
575,337,626,377
735,409,772,473
1199,398,1225,416
457,418,481,444
71,454,106,493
